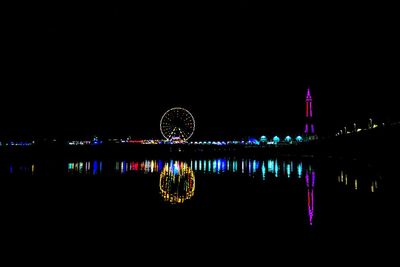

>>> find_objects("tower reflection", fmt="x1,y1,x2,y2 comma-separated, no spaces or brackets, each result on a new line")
305,168,315,226
159,161,195,204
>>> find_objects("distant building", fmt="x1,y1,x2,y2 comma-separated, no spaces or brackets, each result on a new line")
260,136,267,144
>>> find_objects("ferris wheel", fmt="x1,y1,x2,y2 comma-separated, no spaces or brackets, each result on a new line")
160,107,195,141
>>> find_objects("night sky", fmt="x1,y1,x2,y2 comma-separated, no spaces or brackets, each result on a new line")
2,3,399,140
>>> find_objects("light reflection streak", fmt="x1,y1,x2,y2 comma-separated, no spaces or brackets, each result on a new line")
338,168,379,193
63,159,311,182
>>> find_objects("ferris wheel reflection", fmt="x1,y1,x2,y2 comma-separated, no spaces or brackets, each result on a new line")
159,161,195,204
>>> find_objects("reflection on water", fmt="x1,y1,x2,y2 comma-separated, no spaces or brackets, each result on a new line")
63,158,319,222
159,161,195,204
115,160,163,174
114,159,303,178
2,158,385,229
64,158,306,179
63,158,381,196
305,169,315,226
68,161,103,175
6,163,36,175
337,168,381,193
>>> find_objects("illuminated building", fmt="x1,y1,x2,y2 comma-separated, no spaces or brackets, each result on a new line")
247,138,259,145
260,136,267,143
284,136,292,143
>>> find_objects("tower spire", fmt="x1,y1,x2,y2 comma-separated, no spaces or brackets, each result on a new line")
304,87,316,139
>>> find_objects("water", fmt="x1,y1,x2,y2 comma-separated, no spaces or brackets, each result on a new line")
1,157,393,254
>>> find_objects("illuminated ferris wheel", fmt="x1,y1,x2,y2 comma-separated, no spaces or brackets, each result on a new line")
160,107,195,141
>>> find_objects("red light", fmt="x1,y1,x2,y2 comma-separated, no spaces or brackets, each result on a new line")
306,103,309,117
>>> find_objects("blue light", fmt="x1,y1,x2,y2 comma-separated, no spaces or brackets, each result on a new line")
248,159,252,175
268,160,274,174
93,160,98,175
285,136,292,143
248,138,259,145
221,159,226,172
297,162,303,178
158,160,163,172
273,136,280,144
312,171,316,187
296,136,303,142
262,162,266,180
173,162,179,175
121,161,126,174
232,160,237,173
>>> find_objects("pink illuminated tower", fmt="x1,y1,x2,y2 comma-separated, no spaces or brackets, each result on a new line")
304,87,315,137
305,169,315,226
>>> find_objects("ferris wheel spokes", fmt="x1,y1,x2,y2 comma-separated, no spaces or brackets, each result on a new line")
160,107,195,142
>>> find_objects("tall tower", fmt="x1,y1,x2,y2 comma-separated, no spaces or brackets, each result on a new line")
304,87,315,137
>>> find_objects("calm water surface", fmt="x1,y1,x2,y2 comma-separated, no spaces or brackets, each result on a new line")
1,157,392,249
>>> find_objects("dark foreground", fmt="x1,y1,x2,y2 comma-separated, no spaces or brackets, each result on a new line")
1,155,397,261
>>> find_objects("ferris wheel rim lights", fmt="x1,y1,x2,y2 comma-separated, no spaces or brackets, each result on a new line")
160,107,195,141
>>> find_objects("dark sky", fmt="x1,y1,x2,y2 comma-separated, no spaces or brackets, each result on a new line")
2,3,399,139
